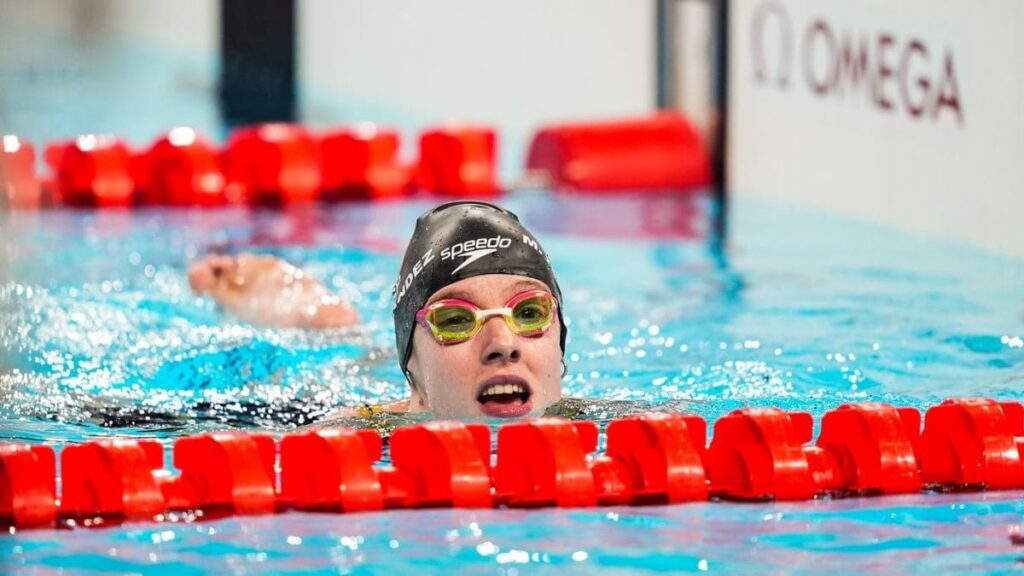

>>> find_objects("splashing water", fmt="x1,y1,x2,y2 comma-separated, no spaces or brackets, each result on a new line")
2,193,1024,573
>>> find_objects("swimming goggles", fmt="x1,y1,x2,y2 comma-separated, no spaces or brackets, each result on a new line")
415,290,558,345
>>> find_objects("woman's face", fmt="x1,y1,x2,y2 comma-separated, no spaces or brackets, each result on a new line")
405,274,563,418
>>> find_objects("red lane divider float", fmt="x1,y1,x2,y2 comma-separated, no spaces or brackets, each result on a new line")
418,125,500,197
222,123,321,206
493,414,708,507
388,421,492,508
707,403,923,500
48,135,135,208
494,419,601,507
135,128,226,207
707,408,820,500
166,432,278,515
61,439,165,522
525,112,711,192
1,135,42,209
600,412,708,504
280,428,385,512
918,398,1024,489
2,111,714,209
4,398,1022,531
281,422,492,511
0,444,56,529
817,402,922,494
320,125,411,201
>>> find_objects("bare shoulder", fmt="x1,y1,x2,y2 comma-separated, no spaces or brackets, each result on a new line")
324,398,413,420
303,399,425,437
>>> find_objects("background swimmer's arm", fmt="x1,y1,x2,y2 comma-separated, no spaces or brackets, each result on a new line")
188,253,360,329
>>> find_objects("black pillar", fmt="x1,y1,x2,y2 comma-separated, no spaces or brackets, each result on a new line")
712,0,729,200
655,0,675,109
220,0,297,127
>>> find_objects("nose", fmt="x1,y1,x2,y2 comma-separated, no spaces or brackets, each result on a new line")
478,315,521,365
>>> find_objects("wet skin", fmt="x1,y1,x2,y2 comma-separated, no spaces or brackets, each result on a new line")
187,254,359,329
404,274,563,419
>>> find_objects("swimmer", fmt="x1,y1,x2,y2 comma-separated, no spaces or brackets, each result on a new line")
189,201,567,419
187,253,359,329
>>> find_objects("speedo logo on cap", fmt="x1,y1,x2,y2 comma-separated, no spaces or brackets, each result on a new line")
442,236,512,275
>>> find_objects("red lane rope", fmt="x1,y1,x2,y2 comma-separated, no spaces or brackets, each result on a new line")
1,114,710,209
2,397,1021,531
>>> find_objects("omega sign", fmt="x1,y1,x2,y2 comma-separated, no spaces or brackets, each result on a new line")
750,1,964,125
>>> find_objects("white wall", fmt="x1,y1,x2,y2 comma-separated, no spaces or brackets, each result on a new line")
0,0,219,145
728,0,1024,258
2,0,656,176
0,0,216,56
299,0,657,177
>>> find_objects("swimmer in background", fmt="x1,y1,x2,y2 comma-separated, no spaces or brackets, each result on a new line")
188,253,360,329
188,201,570,420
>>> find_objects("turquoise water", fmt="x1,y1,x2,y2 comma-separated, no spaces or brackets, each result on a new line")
2,192,1024,573
5,14,1024,573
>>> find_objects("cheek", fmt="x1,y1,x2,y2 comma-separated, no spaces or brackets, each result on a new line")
414,339,480,401
527,334,564,398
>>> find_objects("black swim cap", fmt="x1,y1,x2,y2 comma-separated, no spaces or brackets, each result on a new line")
393,201,566,382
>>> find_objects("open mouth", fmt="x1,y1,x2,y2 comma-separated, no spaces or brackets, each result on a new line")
476,377,533,418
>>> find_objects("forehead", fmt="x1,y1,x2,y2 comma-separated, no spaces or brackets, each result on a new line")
427,274,549,305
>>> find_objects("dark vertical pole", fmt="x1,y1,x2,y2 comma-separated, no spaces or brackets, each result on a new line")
655,0,675,109
711,0,729,235
220,0,297,127
711,0,729,195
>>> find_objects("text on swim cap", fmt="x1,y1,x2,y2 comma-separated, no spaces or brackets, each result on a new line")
395,248,435,306
521,235,544,256
396,234,549,306
441,236,512,261
442,236,512,275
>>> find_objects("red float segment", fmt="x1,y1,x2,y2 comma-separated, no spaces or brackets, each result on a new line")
588,459,632,505
320,126,411,200
60,439,166,521
525,112,711,193
816,403,922,494
354,429,383,461
494,419,599,507
388,422,492,508
49,135,135,207
418,125,500,196
0,444,57,529
494,415,709,507
164,432,277,514
707,408,818,500
140,441,164,470
602,413,709,504
917,398,1024,490
222,124,321,205
279,429,385,512
802,445,843,493
279,424,491,511
135,128,226,206
1,135,42,209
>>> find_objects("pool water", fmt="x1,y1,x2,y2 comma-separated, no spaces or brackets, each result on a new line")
2,192,1024,574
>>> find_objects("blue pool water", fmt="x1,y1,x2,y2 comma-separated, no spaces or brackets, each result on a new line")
2,192,1024,574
